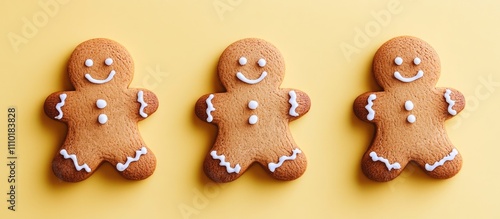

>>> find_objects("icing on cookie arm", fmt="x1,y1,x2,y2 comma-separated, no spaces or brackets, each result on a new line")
442,88,465,116
54,93,67,120
135,89,158,118
353,92,378,122
195,94,218,123
44,92,71,121
286,89,310,118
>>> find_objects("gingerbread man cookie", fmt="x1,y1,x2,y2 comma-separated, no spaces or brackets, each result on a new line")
44,38,159,182
353,36,465,182
195,38,311,182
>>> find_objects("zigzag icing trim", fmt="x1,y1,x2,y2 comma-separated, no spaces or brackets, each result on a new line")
210,150,241,174
365,94,376,121
268,148,302,172
54,93,67,120
137,90,148,118
116,147,148,171
288,90,299,117
425,148,459,171
206,94,215,122
60,149,91,173
369,151,401,171
444,89,457,115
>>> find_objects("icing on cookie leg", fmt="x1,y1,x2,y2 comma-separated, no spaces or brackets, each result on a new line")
444,89,457,115
365,94,376,121
268,148,302,172
116,147,148,171
425,148,459,171
54,93,67,120
137,90,148,118
369,151,401,171
60,149,91,172
288,90,299,117
210,151,241,173
205,94,215,122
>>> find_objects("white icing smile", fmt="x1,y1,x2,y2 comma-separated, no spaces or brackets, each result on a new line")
236,71,267,84
394,70,424,83
85,70,116,84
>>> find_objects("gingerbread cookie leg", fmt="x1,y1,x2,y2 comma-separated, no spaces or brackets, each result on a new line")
361,151,406,182
361,137,408,182
264,147,307,181
52,147,102,182
111,146,156,180
203,144,251,183
416,146,462,179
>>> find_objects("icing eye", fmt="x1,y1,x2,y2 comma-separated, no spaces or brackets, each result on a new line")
85,59,93,67
239,57,247,66
105,58,113,66
257,58,266,67
413,57,421,65
394,57,403,66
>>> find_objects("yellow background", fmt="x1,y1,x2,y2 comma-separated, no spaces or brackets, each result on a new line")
1,0,500,218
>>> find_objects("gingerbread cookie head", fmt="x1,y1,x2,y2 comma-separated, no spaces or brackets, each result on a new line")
68,38,134,90
372,36,441,89
217,38,286,91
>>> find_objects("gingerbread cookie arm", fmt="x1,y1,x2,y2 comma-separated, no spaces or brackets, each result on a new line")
284,89,311,120
134,89,159,120
44,91,74,122
353,92,380,123
195,93,219,124
439,87,465,118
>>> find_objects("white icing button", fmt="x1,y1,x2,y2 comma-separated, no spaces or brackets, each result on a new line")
404,100,414,111
85,59,93,67
258,58,266,67
249,115,258,124
413,57,421,65
248,100,258,110
105,58,113,66
239,57,247,66
394,57,403,66
98,114,108,124
407,114,416,123
96,99,107,109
